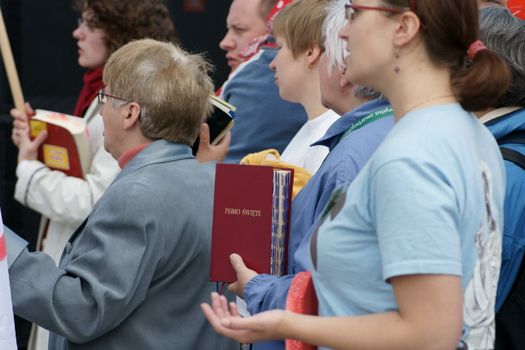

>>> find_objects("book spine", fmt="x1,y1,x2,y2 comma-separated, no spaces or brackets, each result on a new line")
270,170,291,276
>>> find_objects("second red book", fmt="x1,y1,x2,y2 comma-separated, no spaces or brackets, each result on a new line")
210,163,293,283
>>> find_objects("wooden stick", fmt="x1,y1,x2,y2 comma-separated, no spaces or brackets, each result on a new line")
0,6,25,114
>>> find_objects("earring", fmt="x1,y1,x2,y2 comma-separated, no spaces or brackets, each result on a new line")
394,47,400,74
305,65,311,72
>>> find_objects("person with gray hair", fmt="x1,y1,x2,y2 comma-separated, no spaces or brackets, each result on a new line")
223,2,394,350
319,0,380,115
476,6,525,349
5,39,236,350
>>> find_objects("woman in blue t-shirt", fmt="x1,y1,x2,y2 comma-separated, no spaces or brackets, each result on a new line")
202,1,510,349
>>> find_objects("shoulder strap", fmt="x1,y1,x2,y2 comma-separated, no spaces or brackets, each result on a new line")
498,130,525,146
500,147,525,170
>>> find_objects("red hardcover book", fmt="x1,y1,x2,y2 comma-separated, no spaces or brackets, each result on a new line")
29,109,91,179
210,163,293,282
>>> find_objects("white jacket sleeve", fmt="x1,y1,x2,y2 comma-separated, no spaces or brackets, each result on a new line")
14,147,119,225
14,107,120,226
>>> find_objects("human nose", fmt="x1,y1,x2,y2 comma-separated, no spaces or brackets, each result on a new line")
339,21,350,41
269,57,277,71
73,26,83,40
219,30,235,51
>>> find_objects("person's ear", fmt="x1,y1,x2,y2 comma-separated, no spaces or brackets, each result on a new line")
122,102,141,130
305,46,323,69
393,11,421,48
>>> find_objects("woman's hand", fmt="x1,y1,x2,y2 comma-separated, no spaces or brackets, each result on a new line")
11,103,47,163
227,253,258,298
201,292,288,344
11,103,34,146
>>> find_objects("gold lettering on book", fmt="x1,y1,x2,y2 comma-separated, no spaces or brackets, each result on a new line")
224,208,263,217
225,208,241,215
242,209,262,217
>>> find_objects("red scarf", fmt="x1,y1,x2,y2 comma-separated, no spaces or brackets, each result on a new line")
73,67,104,117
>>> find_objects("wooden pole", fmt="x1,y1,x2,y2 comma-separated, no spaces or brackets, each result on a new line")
0,6,25,114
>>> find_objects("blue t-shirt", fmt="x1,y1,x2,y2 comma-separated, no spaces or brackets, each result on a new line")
310,104,505,347
244,99,394,350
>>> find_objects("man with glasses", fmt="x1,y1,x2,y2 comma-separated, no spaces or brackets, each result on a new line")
5,39,236,350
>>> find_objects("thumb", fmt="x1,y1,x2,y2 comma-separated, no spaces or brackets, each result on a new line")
230,253,247,274
199,123,211,145
32,130,48,148
25,102,35,117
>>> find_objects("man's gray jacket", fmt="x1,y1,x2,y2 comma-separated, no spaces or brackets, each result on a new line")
6,140,235,350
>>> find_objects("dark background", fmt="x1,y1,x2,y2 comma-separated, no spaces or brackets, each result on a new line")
0,0,230,347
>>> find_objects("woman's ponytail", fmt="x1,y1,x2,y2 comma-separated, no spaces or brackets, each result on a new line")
451,48,510,111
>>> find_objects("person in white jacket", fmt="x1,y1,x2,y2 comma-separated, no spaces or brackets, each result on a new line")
9,1,177,349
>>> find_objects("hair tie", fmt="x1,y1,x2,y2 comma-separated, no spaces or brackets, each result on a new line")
467,40,487,60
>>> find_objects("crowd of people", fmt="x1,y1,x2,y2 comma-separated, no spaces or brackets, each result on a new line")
2,0,524,349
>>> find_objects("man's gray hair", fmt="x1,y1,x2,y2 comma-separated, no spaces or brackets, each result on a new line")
479,6,525,107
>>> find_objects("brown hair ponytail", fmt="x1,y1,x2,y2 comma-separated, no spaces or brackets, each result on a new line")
451,49,510,111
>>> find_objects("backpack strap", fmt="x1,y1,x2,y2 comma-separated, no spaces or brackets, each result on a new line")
500,147,525,170
498,130,525,146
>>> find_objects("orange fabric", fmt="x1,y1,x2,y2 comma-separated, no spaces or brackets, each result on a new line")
240,149,311,199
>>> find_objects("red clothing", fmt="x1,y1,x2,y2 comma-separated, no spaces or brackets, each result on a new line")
73,67,104,117
118,143,151,169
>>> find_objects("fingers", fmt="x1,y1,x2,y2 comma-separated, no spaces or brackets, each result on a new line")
217,130,231,147
11,103,34,120
201,293,265,344
213,293,230,319
202,293,236,332
11,108,27,122
230,253,247,273
32,130,48,148
199,123,211,145
229,301,241,317
11,123,30,147
228,281,242,297
13,119,29,130
25,102,35,117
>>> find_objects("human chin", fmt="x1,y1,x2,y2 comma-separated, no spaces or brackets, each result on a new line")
226,54,242,71
78,56,97,69
78,51,106,69
277,86,295,104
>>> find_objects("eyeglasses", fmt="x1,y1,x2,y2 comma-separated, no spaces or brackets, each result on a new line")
97,89,130,105
344,3,406,22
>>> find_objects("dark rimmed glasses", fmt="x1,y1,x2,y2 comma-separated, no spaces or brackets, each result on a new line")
97,89,130,105
344,3,406,22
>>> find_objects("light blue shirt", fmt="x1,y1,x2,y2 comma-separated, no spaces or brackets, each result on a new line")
243,99,393,350
311,104,505,345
